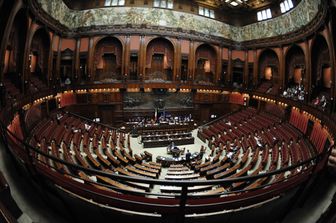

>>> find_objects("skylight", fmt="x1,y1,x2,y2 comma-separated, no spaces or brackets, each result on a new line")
104,0,125,6
257,8,272,21
222,0,249,7
280,0,294,13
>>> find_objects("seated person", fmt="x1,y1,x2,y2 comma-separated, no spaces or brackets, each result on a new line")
168,142,180,157
227,151,234,160
205,155,211,162
167,142,172,152
84,123,91,131
71,126,79,133
313,97,320,106
180,147,186,155
65,77,71,85
321,95,327,109
282,90,288,97
56,113,63,120
254,134,264,147
231,145,239,152
272,137,279,146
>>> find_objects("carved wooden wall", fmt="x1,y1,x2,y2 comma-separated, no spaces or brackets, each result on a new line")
93,37,123,81
30,28,50,83
145,38,174,81
195,44,216,84
285,45,305,87
258,49,279,84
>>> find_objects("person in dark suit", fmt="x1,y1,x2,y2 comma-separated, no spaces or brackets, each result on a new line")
200,147,205,159
186,150,191,162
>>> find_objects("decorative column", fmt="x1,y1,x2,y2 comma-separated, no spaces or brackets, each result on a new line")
216,47,222,84
74,38,81,81
47,33,56,87
188,40,195,82
0,0,23,81
174,38,181,81
304,39,311,102
56,37,62,84
120,36,125,77
87,37,93,80
138,35,145,80
253,49,258,86
124,35,130,79
222,48,228,84
243,50,249,87
143,36,148,79
279,46,285,90
227,48,232,83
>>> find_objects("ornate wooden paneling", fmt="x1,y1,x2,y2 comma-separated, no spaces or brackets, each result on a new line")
194,92,222,103
86,92,122,104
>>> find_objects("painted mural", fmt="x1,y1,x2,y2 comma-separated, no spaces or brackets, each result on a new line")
37,0,320,42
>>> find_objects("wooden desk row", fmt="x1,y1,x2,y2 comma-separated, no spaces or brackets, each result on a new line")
143,137,195,148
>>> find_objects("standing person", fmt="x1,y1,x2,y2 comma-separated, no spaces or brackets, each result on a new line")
200,146,205,159
186,150,191,162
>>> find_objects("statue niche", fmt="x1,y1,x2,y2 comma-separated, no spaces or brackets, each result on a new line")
94,37,122,82
195,44,216,85
145,38,174,82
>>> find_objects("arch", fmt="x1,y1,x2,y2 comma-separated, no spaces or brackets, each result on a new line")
194,44,217,84
93,35,125,51
0,0,24,82
0,0,15,45
29,27,51,84
310,34,331,101
3,8,28,89
144,37,175,81
93,36,123,82
284,44,305,87
257,49,279,83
